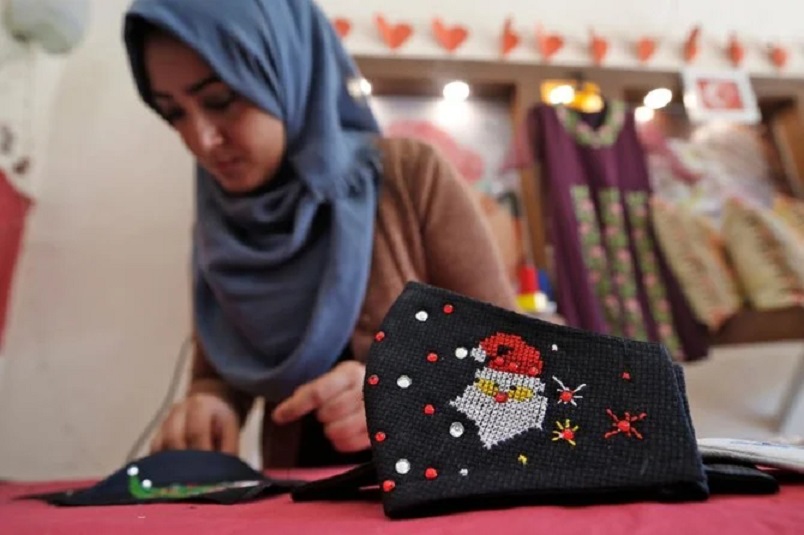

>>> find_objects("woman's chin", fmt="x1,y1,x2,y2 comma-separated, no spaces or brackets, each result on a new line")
214,173,261,195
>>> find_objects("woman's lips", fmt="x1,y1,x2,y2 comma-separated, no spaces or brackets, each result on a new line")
214,158,242,177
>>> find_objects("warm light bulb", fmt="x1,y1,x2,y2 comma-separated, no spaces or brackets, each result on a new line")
634,106,655,123
644,88,673,110
548,84,575,105
582,93,604,113
443,80,471,102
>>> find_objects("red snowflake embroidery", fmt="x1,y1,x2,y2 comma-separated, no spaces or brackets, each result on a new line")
604,409,647,440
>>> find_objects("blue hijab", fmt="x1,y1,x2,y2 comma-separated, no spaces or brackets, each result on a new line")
123,0,382,402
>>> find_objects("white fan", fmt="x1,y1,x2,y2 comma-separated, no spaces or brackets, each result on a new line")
3,0,91,54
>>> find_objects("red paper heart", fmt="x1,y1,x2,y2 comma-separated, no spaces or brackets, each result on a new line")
432,18,469,52
590,32,609,65
501,18,520,57
636,37,657,63
536,25,563,60
375,15,413,50
770,45,788,69
543,36,563,58
332,17,351,39
684,26,701,63
727,35,744,67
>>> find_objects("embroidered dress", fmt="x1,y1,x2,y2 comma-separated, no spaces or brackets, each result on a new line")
520,102,708,361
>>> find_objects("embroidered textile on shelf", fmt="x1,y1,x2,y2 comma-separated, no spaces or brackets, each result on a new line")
508,101,709,362
638,120,777,227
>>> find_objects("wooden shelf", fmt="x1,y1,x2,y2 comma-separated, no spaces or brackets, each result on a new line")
714,307,804,346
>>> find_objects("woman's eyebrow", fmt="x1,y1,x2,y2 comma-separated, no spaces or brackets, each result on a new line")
150,75,224,100
186,74,224,94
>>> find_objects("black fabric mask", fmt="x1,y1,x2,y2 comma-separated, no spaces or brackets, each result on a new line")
293,282,711,518
22,450,304,506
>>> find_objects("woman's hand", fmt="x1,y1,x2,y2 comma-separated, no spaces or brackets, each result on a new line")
271,361,369,453
150,393,240,455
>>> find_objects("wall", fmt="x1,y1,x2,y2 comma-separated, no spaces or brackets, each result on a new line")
0,0,194,479
0,0,802,480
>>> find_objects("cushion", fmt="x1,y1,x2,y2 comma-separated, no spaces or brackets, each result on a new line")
773,194,804,244
651,197,743,330
722,197,804,310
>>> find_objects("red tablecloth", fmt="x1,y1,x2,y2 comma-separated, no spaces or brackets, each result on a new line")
2,468,803,534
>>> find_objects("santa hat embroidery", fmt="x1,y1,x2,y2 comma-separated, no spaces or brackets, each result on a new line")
451,333,549,449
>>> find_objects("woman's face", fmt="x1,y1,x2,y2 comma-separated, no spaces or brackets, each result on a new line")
143,32,286,194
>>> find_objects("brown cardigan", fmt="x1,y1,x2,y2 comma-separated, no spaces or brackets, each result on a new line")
187,137,518,467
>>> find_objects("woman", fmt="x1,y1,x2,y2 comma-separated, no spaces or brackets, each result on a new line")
123,0,517,468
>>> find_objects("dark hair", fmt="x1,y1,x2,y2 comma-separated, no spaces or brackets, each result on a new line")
123,16,179,110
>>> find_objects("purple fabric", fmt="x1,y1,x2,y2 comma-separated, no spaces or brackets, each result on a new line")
525,103,708,361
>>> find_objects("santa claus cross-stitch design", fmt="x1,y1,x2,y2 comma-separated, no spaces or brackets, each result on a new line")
450,332,549,449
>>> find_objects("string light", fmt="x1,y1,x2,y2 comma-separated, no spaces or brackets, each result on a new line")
443,80,470,102
548,84,576,105
634,106,655,123
643,88,672,109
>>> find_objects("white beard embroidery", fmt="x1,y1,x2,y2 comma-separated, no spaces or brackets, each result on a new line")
449,368,549,449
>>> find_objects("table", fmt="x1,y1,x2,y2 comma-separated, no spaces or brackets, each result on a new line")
2,468,803,534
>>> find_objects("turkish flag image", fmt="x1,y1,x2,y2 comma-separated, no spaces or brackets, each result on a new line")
697,79,745,111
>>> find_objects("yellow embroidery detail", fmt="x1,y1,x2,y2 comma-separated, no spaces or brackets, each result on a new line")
552,419,579,447
474,378,534,402
518,454,528,465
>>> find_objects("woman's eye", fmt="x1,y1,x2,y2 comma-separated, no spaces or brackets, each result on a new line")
204,92,237,111
161,108,184,124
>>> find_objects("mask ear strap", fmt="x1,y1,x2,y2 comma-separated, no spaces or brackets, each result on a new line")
291,462,378,502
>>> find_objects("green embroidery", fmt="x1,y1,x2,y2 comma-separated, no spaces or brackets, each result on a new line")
126,466,259,501
572,184,685,353
556,101,627,148
625,192,685,358
571,186,622,335
598,189,647,341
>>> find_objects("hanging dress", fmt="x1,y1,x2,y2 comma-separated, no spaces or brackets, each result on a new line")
516,101,709,361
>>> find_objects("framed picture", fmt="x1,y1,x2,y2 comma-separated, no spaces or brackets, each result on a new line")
681,69,760,124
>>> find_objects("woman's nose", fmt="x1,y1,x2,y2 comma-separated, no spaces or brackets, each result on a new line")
181,114,222,155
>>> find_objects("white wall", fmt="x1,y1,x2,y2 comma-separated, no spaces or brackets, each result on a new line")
0,0,194,479
0,0,802,480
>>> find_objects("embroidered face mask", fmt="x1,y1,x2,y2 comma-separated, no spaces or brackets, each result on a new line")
22,450,304,506
293,282,711,518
